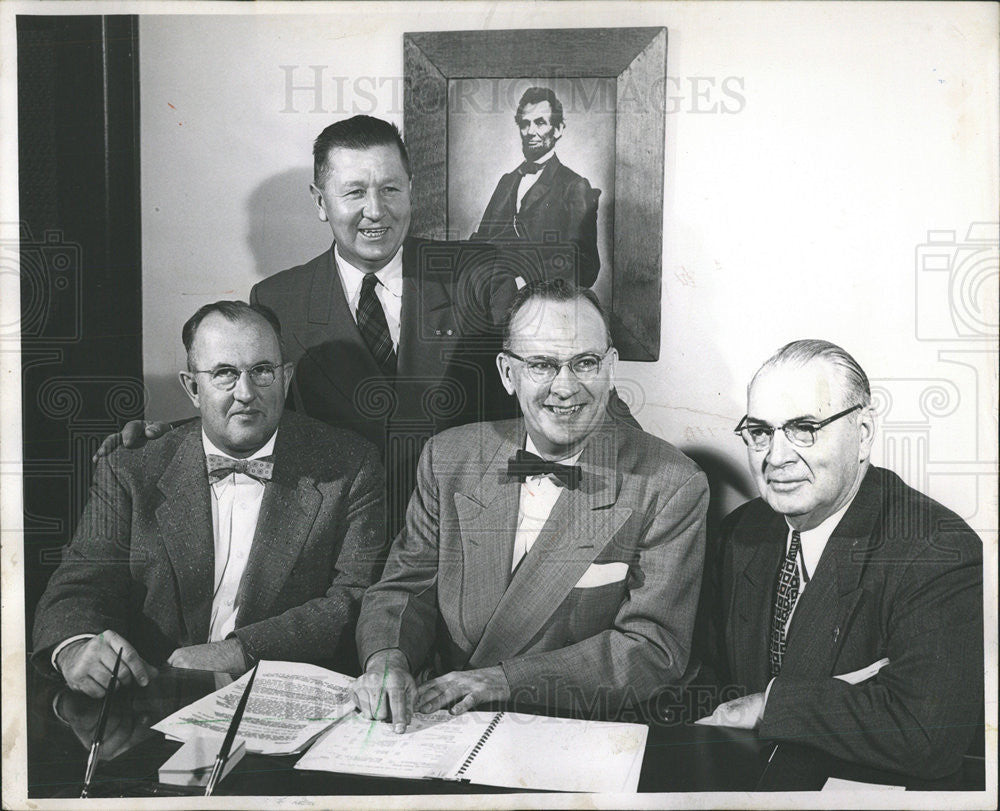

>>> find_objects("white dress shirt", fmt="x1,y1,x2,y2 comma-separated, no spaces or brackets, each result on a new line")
204,430,276,642
511,435,584,572
335,244,403,350
515,148,556,211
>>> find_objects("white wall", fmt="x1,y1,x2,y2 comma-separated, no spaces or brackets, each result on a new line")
140,2,998,537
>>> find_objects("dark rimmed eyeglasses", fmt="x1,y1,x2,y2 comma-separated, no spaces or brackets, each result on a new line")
503,349,612,383
734,404,863,450
190,363,280,391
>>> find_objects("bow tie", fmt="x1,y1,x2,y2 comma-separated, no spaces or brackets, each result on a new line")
206,454,274,483
506,449,581,489
518,161,544,175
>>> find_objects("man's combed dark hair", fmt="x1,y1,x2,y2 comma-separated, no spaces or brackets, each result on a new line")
313,115,411,185
502,279,611,350
515,87,564,129
182,300,284,362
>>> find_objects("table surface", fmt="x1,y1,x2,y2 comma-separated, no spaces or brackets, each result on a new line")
25,664,984,798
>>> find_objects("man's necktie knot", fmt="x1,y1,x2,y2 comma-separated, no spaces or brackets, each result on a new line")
518,161,543,175
506,449,581,489
206,454,274,483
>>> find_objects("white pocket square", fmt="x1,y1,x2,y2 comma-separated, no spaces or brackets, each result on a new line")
574,561,629,588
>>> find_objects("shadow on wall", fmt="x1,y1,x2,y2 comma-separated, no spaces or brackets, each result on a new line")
245,167,330,280
144,372,197,426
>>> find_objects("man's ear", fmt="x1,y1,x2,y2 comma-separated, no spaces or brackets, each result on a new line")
552,122,565,141
309,182,328,223
178,370,200,408
281,362,295,398
858,405,877,462
496,353,517,396
605,347,619,387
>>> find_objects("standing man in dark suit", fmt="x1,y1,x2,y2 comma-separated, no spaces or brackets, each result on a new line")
697,340,983,779
250,115,514,531
472,87,601,287
34,302,386,696
352,282,708,730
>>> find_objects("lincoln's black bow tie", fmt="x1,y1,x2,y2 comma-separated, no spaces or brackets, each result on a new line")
506,449,581,489
206,454,274,483
518,161,543,175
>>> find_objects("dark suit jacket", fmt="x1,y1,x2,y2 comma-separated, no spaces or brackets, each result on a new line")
32,411,387,674
709,466,983,778
357,418,709,715
471,155,600,287
250,238,515,530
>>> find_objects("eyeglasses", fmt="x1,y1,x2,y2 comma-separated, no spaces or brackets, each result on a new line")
734,404,863,450
190,364,280,391
504,349,612,383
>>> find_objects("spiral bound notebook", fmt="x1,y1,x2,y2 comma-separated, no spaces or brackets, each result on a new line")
295,708,648,793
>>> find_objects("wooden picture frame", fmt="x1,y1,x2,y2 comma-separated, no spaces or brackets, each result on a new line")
404,27,667,361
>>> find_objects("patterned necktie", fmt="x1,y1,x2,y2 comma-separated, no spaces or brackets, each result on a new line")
356,273,397,376
769,529,802,677
206,454,274,483
506,449,582,489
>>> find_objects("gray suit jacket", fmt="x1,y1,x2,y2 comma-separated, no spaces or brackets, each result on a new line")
356,418,709,714
32,411,387,674
712,466,983,778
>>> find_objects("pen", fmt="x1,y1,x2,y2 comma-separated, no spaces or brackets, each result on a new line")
204,661,258,796
80,646,124,798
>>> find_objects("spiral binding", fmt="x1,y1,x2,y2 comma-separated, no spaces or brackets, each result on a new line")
454,712,505,777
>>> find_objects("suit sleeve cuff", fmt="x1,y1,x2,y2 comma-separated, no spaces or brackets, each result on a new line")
51,634,97,672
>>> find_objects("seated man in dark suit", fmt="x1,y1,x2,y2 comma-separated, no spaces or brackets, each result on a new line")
697,339,983,779
33,301,387,696
352,281,708,731
472,86,601,287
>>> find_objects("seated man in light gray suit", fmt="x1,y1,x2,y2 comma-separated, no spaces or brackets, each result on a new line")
352,281,709,730
33,301,387,696
697,340,983,779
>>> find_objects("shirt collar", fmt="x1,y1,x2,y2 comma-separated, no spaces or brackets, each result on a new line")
529,148,556,166
785,495,856,579
202,429,277,462
525,433,585,466
334,244,404,304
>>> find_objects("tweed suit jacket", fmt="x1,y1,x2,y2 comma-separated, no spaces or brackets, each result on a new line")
32,411,387,674
711,466,983,778
471,155,601,287
357,418,709,714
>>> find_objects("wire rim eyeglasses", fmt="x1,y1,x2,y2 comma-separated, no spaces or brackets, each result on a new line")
734,404,864,450
190,364,280,391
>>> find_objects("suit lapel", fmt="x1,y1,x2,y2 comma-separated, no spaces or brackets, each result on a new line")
466,424,631,668
518,156,559,216
155,427,215,644
236,422,322,626
398,238,456,378
782,469,881,677
730,508,786,691
453,429,521,646
317,246,383,379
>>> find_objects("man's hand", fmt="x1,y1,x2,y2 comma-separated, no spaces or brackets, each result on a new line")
55,688,154,760
55,631,156,698
416,666,510,716
695,692,766,729
91,420,171,463
351,649,417,734
166,638,247,673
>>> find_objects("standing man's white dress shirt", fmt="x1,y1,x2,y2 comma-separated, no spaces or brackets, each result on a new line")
204,430,277,642
335,244,403,350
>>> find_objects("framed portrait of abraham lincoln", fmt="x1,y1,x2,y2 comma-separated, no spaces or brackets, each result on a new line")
404,27,668,361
